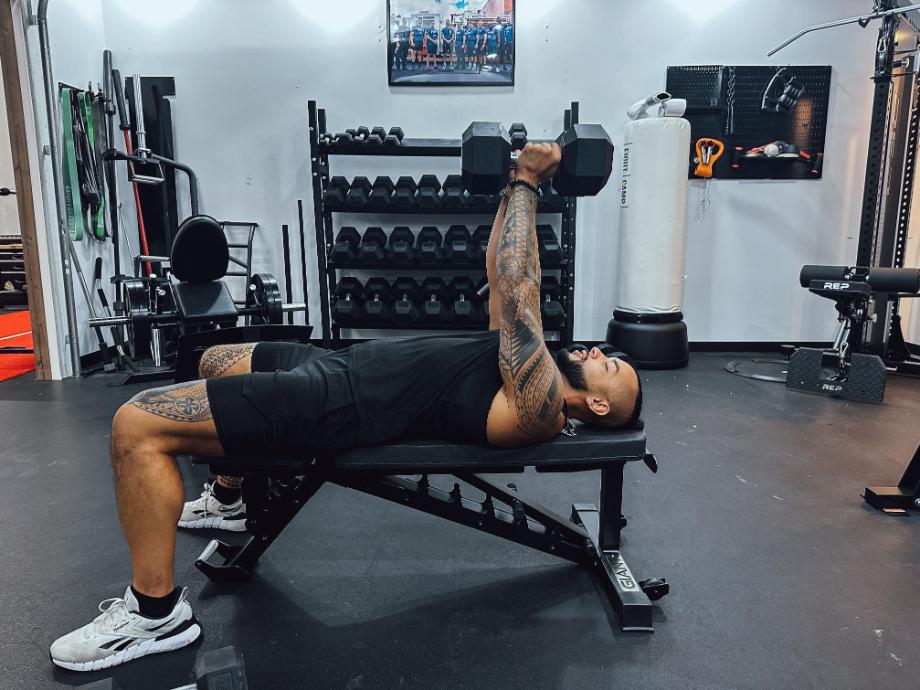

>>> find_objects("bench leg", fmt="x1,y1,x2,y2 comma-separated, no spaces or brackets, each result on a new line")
196,473,325,583
865,442,920,512
571,465,662,632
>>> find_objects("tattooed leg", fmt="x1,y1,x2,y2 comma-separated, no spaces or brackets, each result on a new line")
198,343,256,378
111,381,226,596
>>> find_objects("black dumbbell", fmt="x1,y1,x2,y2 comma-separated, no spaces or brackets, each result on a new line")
355,126,370,143
387,226,416,263
363,277,392,324
509,122,528,151
392,277,420,324
324,176,350,208
540,276,565,327
369,176,395,209
461,121,614,196
318,132,334,146
366,126,387,146
359,227,387,264
537,225,562,264
444,225,474,264
416,226,443,263
393,176,418,209
419,277,449,323
449,276,482,324
472,225,491,263
332,130,355,145
384,126,405,146
345,176,372,208
416,174,442,208
333,277,364,324
442,174,467,208
331,226,361,264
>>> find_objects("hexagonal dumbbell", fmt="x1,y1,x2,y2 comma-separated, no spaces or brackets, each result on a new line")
354,126,370,143
540,276,566,327
384,126,405,146
449,276,483,324
509,122,528,151
363,277,393,324
444,225,475,264
359,227,387,265
324,176,350,208
416,226,444,264
387,226,416,263
416,174,442,209
366,126,387,147
345,176,372,209
460,121,614,196
471,225,491,264
392,176,418,209
419,277,450,324
332,277,364,325
537,224,562,264
368,176,395,209
442,174,467,208
392,277,420,324
331,226,361,264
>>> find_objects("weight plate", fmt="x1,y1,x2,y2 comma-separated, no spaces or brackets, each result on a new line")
246,273,283,324
123,278,152,360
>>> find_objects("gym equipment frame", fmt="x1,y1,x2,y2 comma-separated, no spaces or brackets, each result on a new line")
307,99,580,347
192,429,668,633
865,443,920,511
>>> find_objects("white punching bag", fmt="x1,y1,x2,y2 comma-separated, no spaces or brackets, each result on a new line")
606,113,691,368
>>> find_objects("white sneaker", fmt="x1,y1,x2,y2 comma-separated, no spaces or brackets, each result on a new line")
178,482,247,532
50,587,201,671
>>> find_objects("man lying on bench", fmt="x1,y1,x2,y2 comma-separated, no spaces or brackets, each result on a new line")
50,144,642,672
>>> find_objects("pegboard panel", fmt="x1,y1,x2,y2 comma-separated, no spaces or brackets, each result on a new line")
666,65,831,180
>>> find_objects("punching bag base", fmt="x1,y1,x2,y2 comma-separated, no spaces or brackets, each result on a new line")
606,312,689,369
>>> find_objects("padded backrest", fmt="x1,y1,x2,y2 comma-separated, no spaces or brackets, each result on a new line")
171,215,229,283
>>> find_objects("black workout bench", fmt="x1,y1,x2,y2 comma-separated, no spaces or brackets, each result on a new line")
191,426,669,632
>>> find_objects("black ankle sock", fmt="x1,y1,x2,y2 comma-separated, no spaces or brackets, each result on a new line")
131,586,180,619
212,481,242,505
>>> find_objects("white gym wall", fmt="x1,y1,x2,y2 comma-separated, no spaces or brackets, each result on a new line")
31,0,887,373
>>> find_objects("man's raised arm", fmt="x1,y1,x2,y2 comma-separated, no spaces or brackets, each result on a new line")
495,143,565,439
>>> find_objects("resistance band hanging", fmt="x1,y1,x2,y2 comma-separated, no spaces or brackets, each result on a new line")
81,91,106,239
59,87,85,241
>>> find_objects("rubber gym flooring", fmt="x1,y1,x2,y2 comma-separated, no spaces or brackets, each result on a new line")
1,353,919,689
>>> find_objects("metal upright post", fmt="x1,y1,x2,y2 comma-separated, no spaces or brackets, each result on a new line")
307,100,331,346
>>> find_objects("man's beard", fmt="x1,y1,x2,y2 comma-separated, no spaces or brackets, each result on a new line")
555,349,588,391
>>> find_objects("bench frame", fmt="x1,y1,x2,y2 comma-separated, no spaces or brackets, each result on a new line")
193,455,666,632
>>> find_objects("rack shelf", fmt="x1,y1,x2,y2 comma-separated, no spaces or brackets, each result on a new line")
328,261,565,271
334,321,567,332
319,138,461,157
325,198,567,214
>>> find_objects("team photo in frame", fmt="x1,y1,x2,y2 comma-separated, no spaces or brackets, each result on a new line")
388,0,515,86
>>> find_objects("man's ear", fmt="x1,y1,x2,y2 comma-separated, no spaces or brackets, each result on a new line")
587,396,609,418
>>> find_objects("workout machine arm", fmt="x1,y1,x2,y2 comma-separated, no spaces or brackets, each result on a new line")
496,183,564,440
486,191,509,330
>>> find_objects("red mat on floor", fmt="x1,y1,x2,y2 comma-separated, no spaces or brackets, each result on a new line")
0,310,35,381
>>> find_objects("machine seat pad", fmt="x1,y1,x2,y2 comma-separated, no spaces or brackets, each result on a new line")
173,281,239,322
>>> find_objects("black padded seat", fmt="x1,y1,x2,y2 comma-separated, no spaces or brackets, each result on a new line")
195,424,648,475
171,215,229,283
173,281,239,323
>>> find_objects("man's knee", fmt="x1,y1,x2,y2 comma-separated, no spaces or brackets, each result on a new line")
111,402,162,470
198,344,256,379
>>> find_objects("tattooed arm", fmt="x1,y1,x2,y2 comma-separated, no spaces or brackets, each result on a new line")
496,143,564,439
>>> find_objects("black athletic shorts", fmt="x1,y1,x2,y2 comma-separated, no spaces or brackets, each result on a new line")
206,342,361,458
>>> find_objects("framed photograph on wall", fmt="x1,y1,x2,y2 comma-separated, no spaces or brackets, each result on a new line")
387,0,515,86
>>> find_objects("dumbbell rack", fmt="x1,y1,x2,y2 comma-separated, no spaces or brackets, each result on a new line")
308,99,580,347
